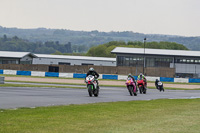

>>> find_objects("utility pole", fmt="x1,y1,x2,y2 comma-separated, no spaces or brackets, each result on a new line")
143,37,146,74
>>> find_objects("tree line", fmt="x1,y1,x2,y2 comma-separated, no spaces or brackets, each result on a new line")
86,41,189,57
0,35,190,57
0,35,72,54
1,26,200,51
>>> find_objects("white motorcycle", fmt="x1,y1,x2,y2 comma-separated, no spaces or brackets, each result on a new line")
85,75,99,97
156,81,164,92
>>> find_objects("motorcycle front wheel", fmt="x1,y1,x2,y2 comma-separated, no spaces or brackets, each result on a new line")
139,86,142,94
88,85,93,97
128,86,133,96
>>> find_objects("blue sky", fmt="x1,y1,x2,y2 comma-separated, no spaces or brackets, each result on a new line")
0,0,200,36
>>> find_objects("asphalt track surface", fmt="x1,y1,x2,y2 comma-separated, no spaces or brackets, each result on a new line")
1,83,200,109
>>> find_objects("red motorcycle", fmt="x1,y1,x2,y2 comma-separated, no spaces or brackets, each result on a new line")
125,77,137,96
137,77,147,94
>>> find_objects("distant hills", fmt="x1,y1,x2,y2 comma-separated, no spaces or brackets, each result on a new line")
0,25,200,51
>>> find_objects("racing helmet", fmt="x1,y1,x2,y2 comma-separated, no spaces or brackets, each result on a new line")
139,73,143,78
128,73,132,77
89,67,94,71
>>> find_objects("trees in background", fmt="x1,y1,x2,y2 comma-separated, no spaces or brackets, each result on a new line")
0,35,189,57
86,41,189,57
1,26,200,51
0,35,72,54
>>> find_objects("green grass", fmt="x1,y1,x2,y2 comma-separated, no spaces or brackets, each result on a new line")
6,80,126,88
6,80,86,86
0,99,200,133
149,81,200,85
148,86,200,90
0,83,85,89
5,80,200,90
1,73,200,85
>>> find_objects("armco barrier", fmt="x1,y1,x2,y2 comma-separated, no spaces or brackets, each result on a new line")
189,78,200,83
31,71,45,77
174,78,188,83
59,73,73,78
102,74,118,80
0,69,200,83
118,75,127,80
0,69,3,74
160,77,174,82
118,75,137,80
98,74,103,79
17,71,31,76
4,70,17,75
72,73,102,79
134,76,138,80
146,76,160,82
73,73,87,78
45,72,59,77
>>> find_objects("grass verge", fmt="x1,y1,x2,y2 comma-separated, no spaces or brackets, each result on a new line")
0,99,200,133
6,80,126,88
148,86,200,90
0,83,85,89
1,74,200,85
5,80,200,90
6,80,86,86
0,74,79,80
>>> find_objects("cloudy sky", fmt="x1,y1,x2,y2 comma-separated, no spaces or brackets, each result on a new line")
0,0,200,36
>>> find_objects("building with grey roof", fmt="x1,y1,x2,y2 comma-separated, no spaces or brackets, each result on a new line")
0,51,36,64
0,51,116,66
33,54,116,66
111,47,200,78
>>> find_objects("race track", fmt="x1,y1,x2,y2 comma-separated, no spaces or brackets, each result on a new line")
1,86,200,109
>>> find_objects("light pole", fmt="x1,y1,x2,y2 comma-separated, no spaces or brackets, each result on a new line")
143,38,146,74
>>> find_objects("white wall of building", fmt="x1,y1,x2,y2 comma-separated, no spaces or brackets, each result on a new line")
175,63,200,74
32,58,116,66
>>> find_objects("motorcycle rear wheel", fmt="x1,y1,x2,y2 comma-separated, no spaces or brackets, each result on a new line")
143,87,146,94
94,88,99,97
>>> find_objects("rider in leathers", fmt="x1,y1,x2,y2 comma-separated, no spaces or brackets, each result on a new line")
86,67,99,87
128,73,137,90
138,73,147,88
128,73,137,86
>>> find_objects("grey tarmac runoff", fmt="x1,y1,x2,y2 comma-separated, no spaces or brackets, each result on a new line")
0,85,200,109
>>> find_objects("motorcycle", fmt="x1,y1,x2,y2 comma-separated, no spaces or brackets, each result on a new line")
85,75,99,97
137,77,146,94
156,81,164,92
125,77,137,96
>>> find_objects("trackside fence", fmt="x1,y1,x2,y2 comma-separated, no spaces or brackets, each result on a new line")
0,69,199,83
